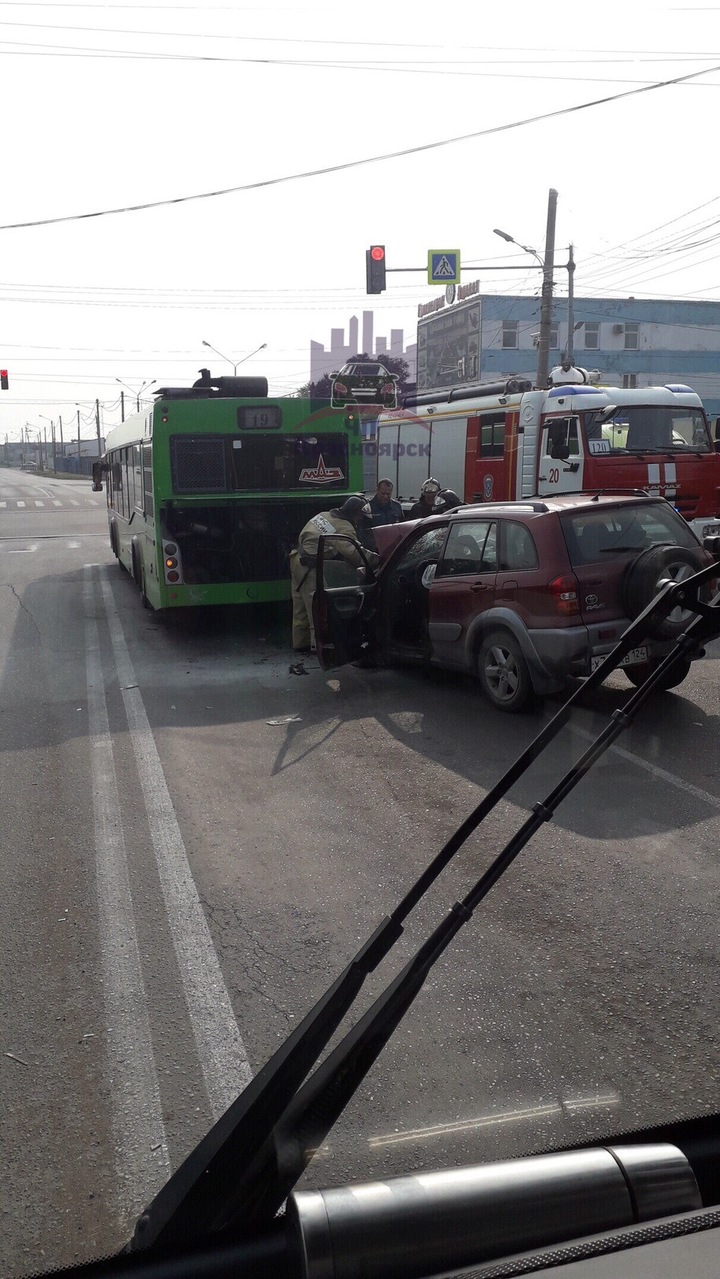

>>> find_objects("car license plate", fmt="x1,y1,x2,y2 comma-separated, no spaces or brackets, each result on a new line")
591,646,647,673
702,522,720,536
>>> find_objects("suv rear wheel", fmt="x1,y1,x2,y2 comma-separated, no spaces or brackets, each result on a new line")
478,630,533,713
623,545,705,639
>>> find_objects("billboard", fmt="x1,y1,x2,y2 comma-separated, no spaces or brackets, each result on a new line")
417,296,482,393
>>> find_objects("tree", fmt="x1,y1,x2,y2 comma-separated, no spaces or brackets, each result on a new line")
297,352,414,399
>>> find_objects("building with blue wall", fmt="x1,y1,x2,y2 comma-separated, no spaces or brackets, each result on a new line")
416,292,720,418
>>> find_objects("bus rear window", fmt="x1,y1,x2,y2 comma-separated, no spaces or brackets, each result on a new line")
231,434,348,491
170,433,349,494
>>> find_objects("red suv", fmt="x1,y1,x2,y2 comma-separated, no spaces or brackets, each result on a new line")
312,492,712,712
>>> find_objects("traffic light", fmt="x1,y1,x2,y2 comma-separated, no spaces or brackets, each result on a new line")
366,245,386,294
0,369,8,391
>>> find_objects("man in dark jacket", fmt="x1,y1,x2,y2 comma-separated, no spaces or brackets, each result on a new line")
369,479,403,526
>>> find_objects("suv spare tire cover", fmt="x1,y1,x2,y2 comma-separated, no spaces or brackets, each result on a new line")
623,543,705,639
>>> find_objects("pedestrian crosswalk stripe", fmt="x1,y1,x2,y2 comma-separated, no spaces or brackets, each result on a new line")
70,500,79,506
35,500,44,507
53,500,62,507
16,500,25,507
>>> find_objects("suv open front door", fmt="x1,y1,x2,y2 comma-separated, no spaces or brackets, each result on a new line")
312,534,379,669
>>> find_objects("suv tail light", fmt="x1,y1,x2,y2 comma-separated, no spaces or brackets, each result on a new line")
334,381,348,396
381,382,394,395
550,574,580,616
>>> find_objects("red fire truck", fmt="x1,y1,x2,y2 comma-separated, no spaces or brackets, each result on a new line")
375,375,720,541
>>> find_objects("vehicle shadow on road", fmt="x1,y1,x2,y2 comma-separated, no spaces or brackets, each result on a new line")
2,567,717,850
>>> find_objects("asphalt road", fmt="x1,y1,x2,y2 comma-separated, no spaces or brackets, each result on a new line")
2,466,720,1276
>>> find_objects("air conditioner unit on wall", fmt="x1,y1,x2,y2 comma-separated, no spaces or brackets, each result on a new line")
612,324,624,334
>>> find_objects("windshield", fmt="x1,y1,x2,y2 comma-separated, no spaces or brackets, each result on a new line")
585,405,712,453
4,4,720,1278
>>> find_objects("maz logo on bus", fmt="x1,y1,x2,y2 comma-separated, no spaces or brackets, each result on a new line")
298,454,345,484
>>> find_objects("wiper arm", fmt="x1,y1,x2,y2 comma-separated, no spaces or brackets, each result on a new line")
129,558,720,1258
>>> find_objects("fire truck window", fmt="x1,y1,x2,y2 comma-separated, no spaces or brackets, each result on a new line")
478,413,505,458
545,418,580,458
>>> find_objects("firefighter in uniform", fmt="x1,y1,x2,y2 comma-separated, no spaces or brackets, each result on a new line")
290,497,379,653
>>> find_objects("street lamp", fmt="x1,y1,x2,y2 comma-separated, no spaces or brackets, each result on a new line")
201,340,268,375
493,228,544,269
492,189,558,388
115,378,156,412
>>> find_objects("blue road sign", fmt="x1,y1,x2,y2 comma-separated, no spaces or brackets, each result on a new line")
428,250,460,285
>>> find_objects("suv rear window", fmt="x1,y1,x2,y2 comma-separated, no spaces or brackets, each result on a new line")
560,503,699,565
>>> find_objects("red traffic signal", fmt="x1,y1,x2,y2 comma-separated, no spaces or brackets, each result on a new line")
366,245,386,294
0,369,8,391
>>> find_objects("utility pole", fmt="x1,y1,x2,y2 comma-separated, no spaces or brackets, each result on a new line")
120,391,125,422
59,414,64,462
566,244,576,365
51,421,57,472
536,188,558,390
77,408,81,472
43,427,47,470
95,399,102,459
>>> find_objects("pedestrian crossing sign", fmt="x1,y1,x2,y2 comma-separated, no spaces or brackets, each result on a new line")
428,250,460,285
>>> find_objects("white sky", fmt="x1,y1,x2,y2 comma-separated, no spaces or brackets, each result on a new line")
1,0,719,444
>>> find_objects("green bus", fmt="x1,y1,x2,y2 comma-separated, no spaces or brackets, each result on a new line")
93,374,365,609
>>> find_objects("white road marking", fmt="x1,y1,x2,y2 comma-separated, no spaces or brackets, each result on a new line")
7,543,39,554
83,569,171,1215
16,500,25,508
0,501,6,508
53,500,62,507
570,724,720,811
99,569,253,1119
70,499,79,506
67,539,82,549
34,500,44,507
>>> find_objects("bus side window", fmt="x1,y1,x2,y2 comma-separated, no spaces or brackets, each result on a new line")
142,442,154,519
133,444,143,510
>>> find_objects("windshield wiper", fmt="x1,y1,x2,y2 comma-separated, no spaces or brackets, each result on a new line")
128,556,720,1260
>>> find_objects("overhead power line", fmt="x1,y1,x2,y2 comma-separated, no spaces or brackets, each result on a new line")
1,61,719,232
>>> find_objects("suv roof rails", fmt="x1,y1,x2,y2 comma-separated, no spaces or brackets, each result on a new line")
463,498,551,513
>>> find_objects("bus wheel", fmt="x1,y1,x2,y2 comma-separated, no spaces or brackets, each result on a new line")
131,543,144,591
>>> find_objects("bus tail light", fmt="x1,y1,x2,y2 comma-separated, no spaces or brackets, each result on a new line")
550,574,580,616
163,540,183,585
